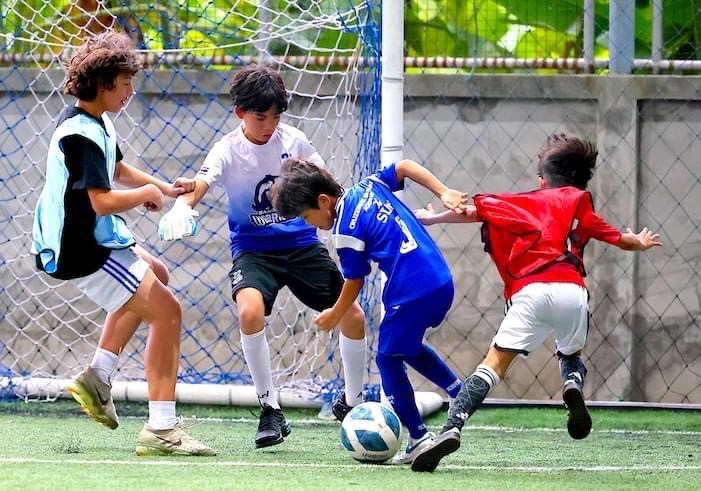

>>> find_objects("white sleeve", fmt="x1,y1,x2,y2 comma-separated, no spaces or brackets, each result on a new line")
295,130,326,168
195,140,229,187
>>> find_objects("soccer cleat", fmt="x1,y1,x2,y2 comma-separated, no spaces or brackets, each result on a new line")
66,367,119,430
255,403,291,448
331,393,355,422
135,421,216,456
563,375,592,440
391,432,435,465
410,427,461,473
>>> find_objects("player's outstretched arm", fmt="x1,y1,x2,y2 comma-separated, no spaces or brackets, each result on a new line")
415,203,480,226
115,161,196,198
394,159,469,212
88,184,164,215
617,227,663,251
315,278,364,331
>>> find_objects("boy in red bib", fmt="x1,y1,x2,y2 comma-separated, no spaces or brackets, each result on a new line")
410,134,662,472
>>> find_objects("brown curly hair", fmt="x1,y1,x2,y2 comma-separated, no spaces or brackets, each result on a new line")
64,30,142,101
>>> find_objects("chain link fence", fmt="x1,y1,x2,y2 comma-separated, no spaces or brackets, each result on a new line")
1,1,699,405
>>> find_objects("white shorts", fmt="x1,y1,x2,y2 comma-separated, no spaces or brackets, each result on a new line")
74,247,149,313
492,282,589,356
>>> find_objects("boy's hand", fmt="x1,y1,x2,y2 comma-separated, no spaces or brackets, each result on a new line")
414,203,437,225
440,188,469,212
314,308,341,331
164,177,197,198
158,200,199,240
627,227,663,250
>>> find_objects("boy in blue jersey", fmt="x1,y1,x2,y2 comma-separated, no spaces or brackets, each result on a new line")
31,31,214,456
271,158,468,464
158,65,367,447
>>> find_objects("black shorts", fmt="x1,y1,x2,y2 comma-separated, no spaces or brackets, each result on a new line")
229,243,344,316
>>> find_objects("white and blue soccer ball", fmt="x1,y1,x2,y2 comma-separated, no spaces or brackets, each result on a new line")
339,401,402,463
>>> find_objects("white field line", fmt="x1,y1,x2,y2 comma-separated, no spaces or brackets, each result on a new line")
127,416,701,436
0,457,699,472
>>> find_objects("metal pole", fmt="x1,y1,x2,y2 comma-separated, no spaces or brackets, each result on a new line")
609,0,635,74
381,0,404,166
652,0,663,74
583,0,595,71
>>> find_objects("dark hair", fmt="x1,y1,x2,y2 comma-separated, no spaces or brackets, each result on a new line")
229,65,289,113
64,30,142,101
536,133,598,190
272,158,343,218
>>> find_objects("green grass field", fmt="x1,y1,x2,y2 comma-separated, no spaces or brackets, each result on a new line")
0,401,698,490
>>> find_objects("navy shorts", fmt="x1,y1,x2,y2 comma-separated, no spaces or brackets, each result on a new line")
378,281,454,356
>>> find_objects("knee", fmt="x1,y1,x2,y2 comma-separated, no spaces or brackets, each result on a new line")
339,303,365,338
237,302,265,334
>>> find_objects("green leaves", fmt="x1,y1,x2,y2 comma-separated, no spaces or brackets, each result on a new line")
0,0,698,63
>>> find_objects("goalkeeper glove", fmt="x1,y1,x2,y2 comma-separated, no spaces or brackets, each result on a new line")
158,200,199,241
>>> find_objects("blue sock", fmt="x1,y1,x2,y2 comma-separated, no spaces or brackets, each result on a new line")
376,352,426,440
404,344,462,398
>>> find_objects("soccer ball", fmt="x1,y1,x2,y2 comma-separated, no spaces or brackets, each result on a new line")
339,401,402,463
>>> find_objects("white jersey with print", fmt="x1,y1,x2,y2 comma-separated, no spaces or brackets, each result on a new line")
196,122,324,257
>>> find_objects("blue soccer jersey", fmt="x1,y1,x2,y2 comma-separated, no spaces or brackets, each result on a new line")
333,164,452,308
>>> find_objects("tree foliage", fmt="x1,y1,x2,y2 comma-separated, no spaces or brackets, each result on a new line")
0,0,698,63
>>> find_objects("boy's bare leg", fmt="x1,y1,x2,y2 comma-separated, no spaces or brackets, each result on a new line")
98,246,169,356
338,302,365,340
121,269,215,456
236,287,291,447
122,269,181,401
67,263,178,429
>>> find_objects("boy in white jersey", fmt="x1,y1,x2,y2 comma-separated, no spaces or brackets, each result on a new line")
272,158,467,465
31,31,214,456
158,65,367,447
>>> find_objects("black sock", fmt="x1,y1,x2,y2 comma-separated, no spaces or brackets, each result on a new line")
446,364,499,431
558,352,587,386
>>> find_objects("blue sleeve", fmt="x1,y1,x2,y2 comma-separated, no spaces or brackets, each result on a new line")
334,192,372,279
337,248,371,279
374,163,404,192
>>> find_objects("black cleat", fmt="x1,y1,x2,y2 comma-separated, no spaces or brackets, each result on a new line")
563,378,592,440
331,393,354,422
410,428,461,473
255,404,292,448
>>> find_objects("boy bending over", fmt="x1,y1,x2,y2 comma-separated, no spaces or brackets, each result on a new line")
272,158,467,465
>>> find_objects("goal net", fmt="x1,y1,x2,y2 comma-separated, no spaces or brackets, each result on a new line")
0,0,382,407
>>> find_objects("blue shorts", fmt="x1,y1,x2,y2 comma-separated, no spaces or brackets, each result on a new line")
378,281,454,356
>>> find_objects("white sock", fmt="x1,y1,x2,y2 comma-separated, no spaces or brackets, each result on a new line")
90,348,119,384
339,333,366,406
148,401,177,430
474,364,501,387
241,329,278,409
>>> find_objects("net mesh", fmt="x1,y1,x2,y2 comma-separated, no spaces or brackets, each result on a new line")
0,0,382,403
2,1,699,407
